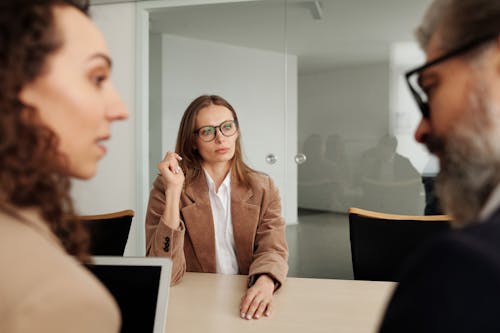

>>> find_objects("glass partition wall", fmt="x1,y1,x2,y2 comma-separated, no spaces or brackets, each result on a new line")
143,0,433,278
286,0,433,278
289,1,434,216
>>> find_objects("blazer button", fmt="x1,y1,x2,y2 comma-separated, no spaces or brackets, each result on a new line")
163,236,170,252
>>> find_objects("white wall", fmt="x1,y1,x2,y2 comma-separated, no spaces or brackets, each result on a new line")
149,33,163,186
159,34,298,224
72,3,138,254
390,42,432,173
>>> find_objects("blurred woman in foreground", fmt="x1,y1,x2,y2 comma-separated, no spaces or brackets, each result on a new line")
0,1,128,331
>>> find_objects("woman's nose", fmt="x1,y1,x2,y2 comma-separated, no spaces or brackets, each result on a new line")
106,84,129,121
214,127,225,142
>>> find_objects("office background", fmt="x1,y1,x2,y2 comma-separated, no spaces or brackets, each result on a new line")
76,0,433,279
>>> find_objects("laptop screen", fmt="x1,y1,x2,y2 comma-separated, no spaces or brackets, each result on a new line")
86,256,172,333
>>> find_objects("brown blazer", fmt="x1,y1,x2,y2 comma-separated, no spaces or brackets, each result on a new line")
0,204,120,333
146,171,288,288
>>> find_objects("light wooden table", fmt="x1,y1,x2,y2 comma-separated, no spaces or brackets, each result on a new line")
166,272,395,333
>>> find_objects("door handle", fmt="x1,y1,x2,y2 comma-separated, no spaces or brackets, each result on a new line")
295,153,307,164
266,153,278,165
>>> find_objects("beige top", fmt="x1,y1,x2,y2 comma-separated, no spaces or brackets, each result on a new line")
0,205,120,333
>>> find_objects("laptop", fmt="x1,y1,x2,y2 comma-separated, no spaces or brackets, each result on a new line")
86,256,172,333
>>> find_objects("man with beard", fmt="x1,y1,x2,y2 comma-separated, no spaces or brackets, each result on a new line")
378,1,500,332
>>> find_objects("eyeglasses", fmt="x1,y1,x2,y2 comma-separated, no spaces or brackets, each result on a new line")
405,34,498,119
194,119,238,142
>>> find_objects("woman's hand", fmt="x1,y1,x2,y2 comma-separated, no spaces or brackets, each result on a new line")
157,152,185,231
240,274,275,320
157,151,185,192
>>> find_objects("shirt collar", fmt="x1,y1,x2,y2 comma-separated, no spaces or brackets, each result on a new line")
480,183,500,221
203,169,231,193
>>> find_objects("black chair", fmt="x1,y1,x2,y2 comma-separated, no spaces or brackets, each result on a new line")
80,210,134,256
348,207,451,282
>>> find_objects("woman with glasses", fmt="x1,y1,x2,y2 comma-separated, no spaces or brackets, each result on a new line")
146,95,288,320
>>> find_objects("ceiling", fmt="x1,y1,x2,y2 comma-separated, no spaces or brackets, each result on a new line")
92,0,431,73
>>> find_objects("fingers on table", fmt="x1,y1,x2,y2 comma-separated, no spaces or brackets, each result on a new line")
240,293,272,320
264,302,272,317
254,300,270,319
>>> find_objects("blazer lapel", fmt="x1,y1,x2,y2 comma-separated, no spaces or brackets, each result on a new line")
181,173,216,272
231,176,260,274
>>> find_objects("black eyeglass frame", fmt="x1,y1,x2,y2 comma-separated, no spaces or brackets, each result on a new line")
193,119,239,142
405,34,498,119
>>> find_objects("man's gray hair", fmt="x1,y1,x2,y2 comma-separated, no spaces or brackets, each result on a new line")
417,0,500,52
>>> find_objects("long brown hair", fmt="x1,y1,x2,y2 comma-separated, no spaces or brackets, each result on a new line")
0,0,90,262
175,95,256,187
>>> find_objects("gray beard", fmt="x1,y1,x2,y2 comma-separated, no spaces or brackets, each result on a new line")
428,83,500,227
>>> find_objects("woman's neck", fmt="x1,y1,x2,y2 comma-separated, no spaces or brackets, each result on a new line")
203,162,231,190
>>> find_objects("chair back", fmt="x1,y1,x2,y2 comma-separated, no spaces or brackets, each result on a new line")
80,209,134,256
348,207,451,281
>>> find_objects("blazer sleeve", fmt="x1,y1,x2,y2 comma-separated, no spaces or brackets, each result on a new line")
248,176,289,290
378,234,500,333
145,176,186,284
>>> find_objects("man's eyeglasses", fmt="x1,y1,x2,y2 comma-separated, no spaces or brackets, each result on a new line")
194,120,238,142
405,34,498,119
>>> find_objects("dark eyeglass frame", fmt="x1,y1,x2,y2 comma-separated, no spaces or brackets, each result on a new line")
405,34,498,119
194,119,238,142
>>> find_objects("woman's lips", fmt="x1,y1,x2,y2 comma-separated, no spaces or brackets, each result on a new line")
96,136,110,156
216,148,229,154
97,143,107,155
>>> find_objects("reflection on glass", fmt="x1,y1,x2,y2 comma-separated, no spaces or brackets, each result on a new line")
298,133,350,212
357,135,422,214
298,133,425,215
293,1,433,216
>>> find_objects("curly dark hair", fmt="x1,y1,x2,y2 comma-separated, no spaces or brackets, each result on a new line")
0,0,91,262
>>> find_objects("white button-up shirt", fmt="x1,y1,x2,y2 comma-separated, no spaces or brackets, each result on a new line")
204,169,239,275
